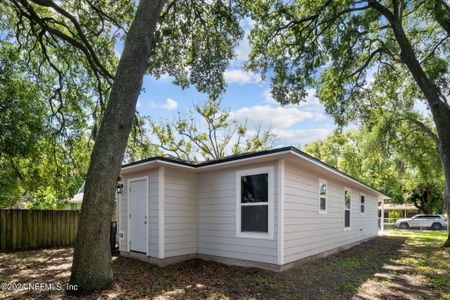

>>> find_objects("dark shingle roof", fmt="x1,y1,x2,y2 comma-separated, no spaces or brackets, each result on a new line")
122,146,389,197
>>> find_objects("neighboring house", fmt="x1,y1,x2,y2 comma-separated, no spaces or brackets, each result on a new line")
380,203,420,219
64,184,84,210
117,146,389,271
65,184,117,221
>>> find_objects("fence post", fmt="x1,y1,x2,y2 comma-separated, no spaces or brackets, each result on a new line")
0,209,81,251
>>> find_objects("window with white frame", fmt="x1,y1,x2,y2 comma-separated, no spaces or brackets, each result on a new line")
344,189,351,229
360,194,365,214
319,179,327,213
236,167,273,238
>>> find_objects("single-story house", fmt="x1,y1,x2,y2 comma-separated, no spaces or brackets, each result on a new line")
65,184,84,210
65,184,117,222
117,146,389,271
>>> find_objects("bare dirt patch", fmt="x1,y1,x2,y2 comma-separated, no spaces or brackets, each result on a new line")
0,230,447,299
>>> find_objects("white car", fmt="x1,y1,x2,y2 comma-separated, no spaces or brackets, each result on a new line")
395,214,448,230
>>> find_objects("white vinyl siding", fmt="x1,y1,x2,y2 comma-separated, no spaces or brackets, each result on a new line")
197,161,279,264
163,167,197,257
283,162,378,264
119,156,380,267
119,168,159,257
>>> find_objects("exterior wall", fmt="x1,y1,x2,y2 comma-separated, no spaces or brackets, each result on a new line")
119,157,380,267
119,168,159,257
283,162,378,264
196,161,279,264
63,203,82,210
163,167,197,257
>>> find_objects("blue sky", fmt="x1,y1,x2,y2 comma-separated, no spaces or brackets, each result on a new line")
119,22,429,149
135,70,338,147
119,24,338,149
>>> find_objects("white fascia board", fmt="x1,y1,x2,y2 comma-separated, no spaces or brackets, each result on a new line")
287,151,387,199
121,150,388,199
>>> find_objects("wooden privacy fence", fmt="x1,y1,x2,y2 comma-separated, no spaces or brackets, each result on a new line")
0,209,79,252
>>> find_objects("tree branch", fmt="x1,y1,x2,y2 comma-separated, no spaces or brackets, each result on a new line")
368,0,395,21
350,47,384,77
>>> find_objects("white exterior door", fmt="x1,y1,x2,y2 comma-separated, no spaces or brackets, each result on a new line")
129,178,147,253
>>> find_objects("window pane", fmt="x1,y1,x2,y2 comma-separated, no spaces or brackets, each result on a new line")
361,204,365,213
241,205,268,232
345,210,351,227
241,173,268,203
360,195,365,204
345,191,351,209
320,197,326,210
320,183,326,197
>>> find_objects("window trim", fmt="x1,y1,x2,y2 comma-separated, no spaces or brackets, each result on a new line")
318,178,327,214
360,193,366,215
236,166,274,240
344,187,352,230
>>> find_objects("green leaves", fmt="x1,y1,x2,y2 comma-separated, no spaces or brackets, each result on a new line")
0,42,91,208
243,0,448,123
149,0,243,100
0,0,248,208
150,99,275,161
303,116,443,211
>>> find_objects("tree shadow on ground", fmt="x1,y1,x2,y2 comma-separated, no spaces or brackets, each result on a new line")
355,232,449,300
1,233,446,299
102,236,410,300
0,248,73,299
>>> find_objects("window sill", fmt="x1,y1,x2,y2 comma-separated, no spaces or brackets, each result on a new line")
344,227,351,231
237,232,273,240
318,210,327,214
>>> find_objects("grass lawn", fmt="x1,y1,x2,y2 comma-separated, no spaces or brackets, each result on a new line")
0,229,448,299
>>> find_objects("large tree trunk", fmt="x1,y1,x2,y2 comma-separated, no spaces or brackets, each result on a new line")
431,0,450,35
385,12,450,246
369,0,450,246
69,0,165,293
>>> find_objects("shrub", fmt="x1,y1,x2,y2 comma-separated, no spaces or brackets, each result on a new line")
388,210,400,221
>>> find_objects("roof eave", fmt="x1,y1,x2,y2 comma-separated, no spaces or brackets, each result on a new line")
120,146,389,199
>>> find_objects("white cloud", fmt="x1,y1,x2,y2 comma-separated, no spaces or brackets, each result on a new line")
140,98,179,111
299,89,324,114
263,88,323,112
414,99,431,117
273,128,332,146
230,95,332,147
161,98,178,110
224,69,260,84
263,89,276,104
230,105,326,129
230,18,254,64
235,28,251,62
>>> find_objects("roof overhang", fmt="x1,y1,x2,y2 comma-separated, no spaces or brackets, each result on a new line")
68,193,83,203
120,147,390,199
